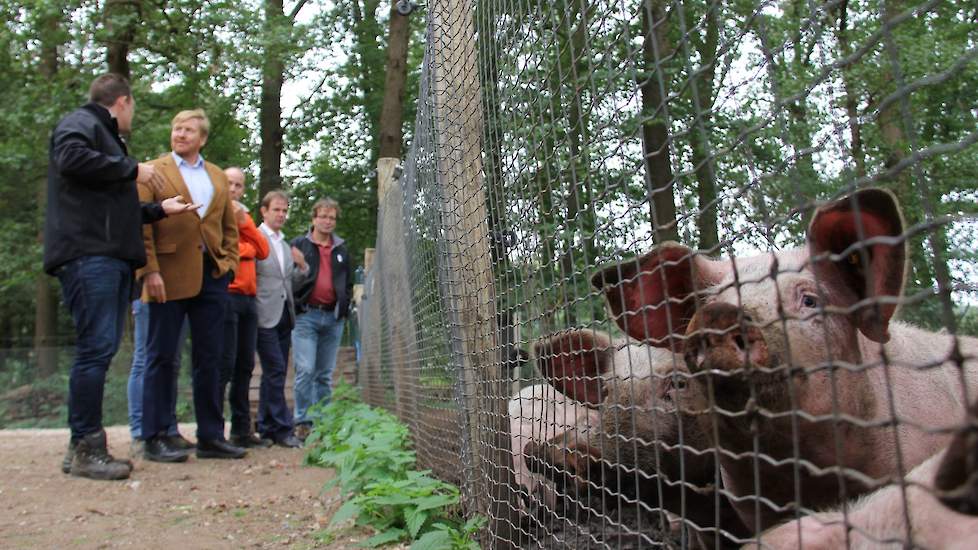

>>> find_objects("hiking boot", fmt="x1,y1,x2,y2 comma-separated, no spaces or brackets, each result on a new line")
70,430,131,481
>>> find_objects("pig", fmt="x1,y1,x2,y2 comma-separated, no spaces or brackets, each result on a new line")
934,398,978,515
756,448,978,549
591,187,978,534
522,328,749,547
508,382,600,513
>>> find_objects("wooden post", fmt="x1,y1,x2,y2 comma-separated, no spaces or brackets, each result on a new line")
376,157,420,424
360,248,382,405
429,0,517,545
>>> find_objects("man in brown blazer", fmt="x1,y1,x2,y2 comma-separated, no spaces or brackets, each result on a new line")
136,109,244,462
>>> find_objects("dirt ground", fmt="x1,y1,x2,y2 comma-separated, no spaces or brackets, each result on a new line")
0,424,377,549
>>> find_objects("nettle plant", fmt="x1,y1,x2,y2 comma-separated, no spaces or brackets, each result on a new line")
305,382,485,548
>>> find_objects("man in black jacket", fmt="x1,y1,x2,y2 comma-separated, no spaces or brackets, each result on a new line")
44,73,199,481
289,198,354,440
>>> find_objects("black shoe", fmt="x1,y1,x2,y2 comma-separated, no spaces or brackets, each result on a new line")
144,435,191,463
165,433,195,450
70,430,131,480
274,434,303,449
196,439,247,459
230,433,273,448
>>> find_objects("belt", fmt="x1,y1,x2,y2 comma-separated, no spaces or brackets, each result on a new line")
307,302,335,312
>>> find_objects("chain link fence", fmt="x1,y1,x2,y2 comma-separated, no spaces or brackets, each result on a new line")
358,0,978,547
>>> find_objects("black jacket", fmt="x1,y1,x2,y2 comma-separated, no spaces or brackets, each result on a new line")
291,232,354,319
43,103,164,275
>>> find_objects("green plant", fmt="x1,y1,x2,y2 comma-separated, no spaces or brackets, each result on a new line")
305,381,485,548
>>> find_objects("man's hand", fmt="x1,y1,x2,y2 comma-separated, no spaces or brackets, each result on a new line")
161,195,202,215
291,246,308,271
136,163,166,193
144,272,167,303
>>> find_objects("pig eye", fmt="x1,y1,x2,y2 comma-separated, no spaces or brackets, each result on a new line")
801,294,818,308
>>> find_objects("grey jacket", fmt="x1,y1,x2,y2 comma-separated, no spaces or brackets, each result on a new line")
255,226,311,329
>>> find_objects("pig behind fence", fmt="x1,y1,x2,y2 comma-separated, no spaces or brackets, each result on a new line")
589,187,978,544
513,328,748,547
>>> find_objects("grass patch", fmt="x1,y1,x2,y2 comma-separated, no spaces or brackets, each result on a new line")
304,382,484,549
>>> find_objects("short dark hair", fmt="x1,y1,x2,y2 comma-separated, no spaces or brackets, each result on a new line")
89,73,132,107
261,190,290,209
311,198,340,218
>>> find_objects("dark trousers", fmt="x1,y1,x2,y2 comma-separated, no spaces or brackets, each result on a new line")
142,266,229,441
56,256,131,440
256,305,294,439
221,293,258,436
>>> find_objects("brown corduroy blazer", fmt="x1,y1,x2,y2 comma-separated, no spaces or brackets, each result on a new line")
136,153,239,302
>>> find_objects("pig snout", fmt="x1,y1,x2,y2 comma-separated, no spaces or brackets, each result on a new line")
684,302,770,374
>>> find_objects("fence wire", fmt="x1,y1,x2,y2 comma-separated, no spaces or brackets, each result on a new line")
358,0,978,548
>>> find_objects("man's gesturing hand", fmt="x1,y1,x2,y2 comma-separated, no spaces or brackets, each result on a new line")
144,272,167,303
291,246,308,271
136,163,166,193
162,195,202,215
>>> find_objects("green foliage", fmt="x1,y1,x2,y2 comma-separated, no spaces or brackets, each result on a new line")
305,382,484,548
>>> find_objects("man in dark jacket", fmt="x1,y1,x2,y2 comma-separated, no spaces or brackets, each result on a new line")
44,73,199,481
289,198,354,440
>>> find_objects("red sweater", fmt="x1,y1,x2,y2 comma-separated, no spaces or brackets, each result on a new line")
229,213,269,296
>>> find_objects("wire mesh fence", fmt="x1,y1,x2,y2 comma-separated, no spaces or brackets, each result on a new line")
358,0,978,548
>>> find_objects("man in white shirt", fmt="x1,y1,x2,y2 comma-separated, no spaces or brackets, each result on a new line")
254,190,307,448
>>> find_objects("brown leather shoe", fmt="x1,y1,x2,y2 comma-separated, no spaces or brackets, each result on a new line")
230,433,273,448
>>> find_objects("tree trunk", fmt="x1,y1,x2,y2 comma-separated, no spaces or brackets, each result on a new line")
377,2,411,159
103,0,140,78
640,0,679,243
689,2,720,252
836,0,866,177
34,7,63,376
258,0,286,199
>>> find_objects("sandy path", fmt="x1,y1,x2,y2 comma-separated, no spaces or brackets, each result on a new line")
0,424,363,549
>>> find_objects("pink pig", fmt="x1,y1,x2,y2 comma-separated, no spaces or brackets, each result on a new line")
592,188,978,534
520,329,749,547
508,382,600,513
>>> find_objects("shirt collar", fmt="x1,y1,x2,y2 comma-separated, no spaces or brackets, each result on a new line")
171,151,204,168
259,222,283,240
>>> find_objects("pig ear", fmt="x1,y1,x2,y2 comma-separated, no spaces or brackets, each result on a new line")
591,242,727,349
534,330,612,405
808,188,906,343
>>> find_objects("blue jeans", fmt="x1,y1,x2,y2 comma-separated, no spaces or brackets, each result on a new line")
55,256,131,440
127,300,186,439
291,309,345,425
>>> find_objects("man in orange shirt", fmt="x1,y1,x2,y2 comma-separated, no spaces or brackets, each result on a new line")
221,167,271,448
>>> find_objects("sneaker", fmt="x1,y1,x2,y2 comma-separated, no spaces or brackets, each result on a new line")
294,423,312,442
70,430,131,481
130,439,146,460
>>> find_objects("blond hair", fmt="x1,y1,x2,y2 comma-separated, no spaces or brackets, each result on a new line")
171,109,210,137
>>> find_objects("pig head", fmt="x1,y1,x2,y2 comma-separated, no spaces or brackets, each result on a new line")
523,328,748,546
592,187,978,532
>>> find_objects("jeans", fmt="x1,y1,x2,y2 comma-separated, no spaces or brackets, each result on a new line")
142,264,229,441
256,305,294,439
291,308,345,425
127,300,187,439
56,256,131,440
222,293,258,436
